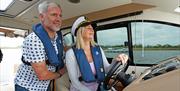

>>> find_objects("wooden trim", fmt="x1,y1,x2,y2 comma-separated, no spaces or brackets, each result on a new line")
61,3,155,28
0,28,14,33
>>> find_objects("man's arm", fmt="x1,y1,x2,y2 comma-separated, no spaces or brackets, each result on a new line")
31,61,61,80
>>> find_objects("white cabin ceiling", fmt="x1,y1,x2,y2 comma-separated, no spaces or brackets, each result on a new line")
0,0,179,30
133,0,179,14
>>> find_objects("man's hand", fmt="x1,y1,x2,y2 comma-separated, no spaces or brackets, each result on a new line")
57,67,66,76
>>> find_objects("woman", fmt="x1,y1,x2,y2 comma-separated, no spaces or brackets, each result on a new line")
65,16,128,91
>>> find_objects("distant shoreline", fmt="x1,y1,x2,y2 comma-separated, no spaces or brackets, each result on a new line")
133,48,180,50
1,47,180,50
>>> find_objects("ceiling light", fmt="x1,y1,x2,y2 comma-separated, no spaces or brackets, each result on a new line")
175,0,180,13
0,0,14,11
68,0,80,4
174,6,180,13
19,0,33,2
24,0,33,1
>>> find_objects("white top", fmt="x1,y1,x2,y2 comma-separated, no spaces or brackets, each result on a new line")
89,62,96,75
65,47,114,91
14,32,58,91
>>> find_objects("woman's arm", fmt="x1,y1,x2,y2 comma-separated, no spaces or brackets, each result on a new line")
100,47,111,73
65,49,91,91
100,47,118,73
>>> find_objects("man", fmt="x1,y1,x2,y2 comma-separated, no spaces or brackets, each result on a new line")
14,1,69,91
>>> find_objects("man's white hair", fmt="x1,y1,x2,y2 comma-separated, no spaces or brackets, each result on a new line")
38,1,60,14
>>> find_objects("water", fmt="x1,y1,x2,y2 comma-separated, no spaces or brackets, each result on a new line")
133,50,180,64
105,50,180,64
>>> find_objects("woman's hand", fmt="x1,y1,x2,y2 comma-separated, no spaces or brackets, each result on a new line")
113,54,129,64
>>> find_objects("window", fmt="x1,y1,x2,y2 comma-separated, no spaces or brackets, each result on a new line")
0,27,28,37
63,33,73,46
131,22,180,64
61,28,74,47
0,36,24,90
0,26,25,90
97,27,129,59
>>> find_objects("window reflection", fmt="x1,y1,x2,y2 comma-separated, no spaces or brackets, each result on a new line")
132,22,180,64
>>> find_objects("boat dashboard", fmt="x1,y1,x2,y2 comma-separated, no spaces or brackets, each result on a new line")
142,56,180,80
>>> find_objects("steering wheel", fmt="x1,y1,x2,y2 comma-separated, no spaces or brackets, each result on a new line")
103,60,129,90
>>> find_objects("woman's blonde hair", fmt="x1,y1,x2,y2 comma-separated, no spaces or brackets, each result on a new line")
75,26,96,49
